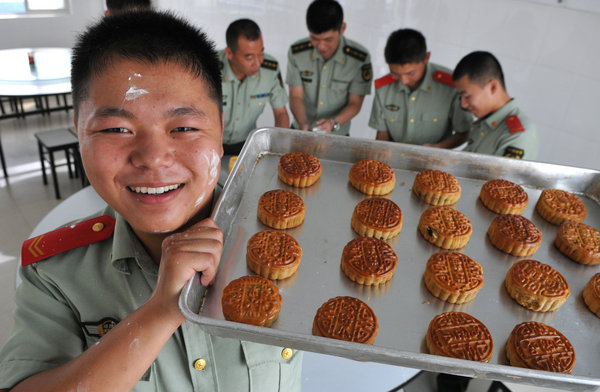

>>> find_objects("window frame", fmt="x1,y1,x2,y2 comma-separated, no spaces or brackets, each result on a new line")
0,0,72,19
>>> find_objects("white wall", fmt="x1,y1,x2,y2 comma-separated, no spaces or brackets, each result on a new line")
1,0,598,170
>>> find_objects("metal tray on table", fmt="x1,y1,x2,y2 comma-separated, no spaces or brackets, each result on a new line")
180,127,600,391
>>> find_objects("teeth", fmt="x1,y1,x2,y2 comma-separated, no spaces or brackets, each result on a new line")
130,184,181,195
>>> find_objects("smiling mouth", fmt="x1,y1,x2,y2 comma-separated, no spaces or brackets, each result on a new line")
127,184,183,195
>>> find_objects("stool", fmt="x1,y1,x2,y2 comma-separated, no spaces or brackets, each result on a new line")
34,128,85,199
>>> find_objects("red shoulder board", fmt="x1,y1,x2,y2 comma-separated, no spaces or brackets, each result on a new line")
22,215,116,267
375,74,396,89
433,71,455,87
505,115,525,133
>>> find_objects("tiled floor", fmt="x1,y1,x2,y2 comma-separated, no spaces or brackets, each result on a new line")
0,108,570,392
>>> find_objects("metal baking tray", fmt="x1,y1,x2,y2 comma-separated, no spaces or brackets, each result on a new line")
180,127,600,391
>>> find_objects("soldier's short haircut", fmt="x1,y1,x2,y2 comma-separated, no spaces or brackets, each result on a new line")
306,0,344,34
226,19,262,53
71,10,222,115
453,51,506,90
384,29,427,65
106,0,152,14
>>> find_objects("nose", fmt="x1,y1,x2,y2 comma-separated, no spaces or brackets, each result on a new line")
460,96,468,110
130,132,174,169
400,75,411,86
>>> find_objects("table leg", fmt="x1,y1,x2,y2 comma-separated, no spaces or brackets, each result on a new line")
0,136,8,178
38,141,47,185
48,150,61,199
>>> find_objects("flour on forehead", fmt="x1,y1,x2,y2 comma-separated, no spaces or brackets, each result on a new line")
124,72,148,101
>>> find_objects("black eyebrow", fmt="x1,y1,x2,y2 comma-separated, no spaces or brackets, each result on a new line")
94,106,135,119
166,106,208,119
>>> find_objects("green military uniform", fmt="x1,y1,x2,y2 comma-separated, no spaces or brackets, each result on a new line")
285,36,372,136
463,99,539,160
0,206,302,391
368,63,472,144
220,50,288,146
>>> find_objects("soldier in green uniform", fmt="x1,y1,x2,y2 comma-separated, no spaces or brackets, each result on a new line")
0,11,302,391
369,29,472,147
220,18,289,155
453,51,539,160
286,0,372,135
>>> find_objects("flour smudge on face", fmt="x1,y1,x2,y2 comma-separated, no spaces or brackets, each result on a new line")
125,72,148,101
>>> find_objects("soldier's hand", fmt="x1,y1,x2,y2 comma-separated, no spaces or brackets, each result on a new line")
314,118,333,133
151,218,223,318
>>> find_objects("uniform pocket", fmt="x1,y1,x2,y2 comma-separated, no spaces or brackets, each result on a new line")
330,79,350,94
241,341,302,392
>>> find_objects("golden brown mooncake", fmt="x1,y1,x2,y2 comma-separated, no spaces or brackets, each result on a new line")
257,189,305,229
351,197,402,240
312,296,378,344
246,230,302,280
554,221,600,265
506,321,576,373
340,237,398,286
348,159,396,195
412,169,461,206
417,206,472,249
583,273,600,317
505,259,570,312
536,189,586,225
480,179,529,215
424,251,484,304
426,312,493,363
278,152,322,188
487,214,542,257
221,275,282,327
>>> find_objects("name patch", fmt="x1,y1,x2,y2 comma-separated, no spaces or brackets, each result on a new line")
503,146,524,159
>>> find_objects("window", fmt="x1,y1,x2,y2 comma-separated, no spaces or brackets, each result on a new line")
0,0,70,18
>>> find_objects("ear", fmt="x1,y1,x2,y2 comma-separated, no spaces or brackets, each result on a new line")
219,111,225,157
104,10,110,16
424,52,431,65
225,47,233,61
488,79,499,95
340,22,347,35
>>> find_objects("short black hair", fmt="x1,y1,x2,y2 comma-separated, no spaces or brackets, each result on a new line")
226,19,261,53
453,51,506,90
306,0,343,34
71,11,222,115
384,29,427,65
106,0,152,14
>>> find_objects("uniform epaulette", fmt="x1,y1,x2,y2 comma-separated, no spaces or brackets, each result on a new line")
433,71,455,87
505,115,525,133
261,59,278,71
22,215,116,267
291,41,312,54
375,74,396,89
343,45,367,61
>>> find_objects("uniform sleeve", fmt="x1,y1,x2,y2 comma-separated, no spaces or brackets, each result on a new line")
269,68,288,109
285,49,302,87
0,265,85,388
495,126,540,161
348,52,373,96
368,89,387,131
450,93,473,134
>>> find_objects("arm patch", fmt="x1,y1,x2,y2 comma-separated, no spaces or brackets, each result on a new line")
361,63,373,81
503,146,524,159
343,45,367,61
291,41,312,54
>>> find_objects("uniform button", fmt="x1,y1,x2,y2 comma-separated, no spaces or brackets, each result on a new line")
319,101,324,106
410,118,415,123
259,102,263,106
321,84,325,88
480,131,485,137
410,97,416,102
323,65,327,70
281,348,293,359
408,138,412,142
433,118,438,123
339,57,344,62
491,121,498,127
390,118,395,123
237,102,240,105
236,117,240,121
92,222,104,232
193,358,207,371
